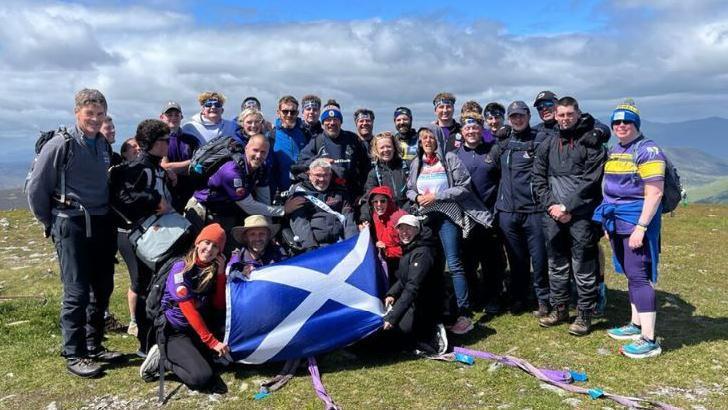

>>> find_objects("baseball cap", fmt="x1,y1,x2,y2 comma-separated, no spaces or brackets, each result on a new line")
161,101,181,114
533,90,557,107
507,101,530,117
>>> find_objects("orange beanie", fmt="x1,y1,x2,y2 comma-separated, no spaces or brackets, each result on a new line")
195,223,226,251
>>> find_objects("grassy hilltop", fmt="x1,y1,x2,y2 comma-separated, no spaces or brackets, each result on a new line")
0,205,726,409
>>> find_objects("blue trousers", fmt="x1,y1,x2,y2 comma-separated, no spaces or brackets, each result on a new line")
431,213,469,315
498,212,550,304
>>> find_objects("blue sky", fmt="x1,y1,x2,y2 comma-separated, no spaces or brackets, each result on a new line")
188,0,610,35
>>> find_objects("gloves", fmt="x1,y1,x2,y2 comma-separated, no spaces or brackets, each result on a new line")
494,125,511,140
580,128,609,147
283,196,307,215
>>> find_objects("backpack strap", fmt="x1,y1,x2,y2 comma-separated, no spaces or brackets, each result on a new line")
56,127,74,205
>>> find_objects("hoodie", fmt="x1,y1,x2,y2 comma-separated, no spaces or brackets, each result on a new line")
368,185,407,261
181,113,237,144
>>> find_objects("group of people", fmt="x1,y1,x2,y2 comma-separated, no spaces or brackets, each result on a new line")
26,87,668,394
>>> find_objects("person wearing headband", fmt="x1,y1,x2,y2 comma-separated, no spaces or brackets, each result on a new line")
353,108,376,155
300,94,323,136
393,106,418,162
431,92,461,153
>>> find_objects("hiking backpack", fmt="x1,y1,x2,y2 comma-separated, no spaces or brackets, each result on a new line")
145,257,183,322
632,138,683,214
24,128,73,196
187,135,245,188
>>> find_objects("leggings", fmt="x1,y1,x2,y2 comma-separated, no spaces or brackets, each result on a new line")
163,329,215,390
609,234,656,313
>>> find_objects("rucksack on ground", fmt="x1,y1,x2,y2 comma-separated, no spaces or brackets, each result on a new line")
187,135,245,189
24,127,73,194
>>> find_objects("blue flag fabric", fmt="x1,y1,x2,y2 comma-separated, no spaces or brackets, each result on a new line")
224,229,387,364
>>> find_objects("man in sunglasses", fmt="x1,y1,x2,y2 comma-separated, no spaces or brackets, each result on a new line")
181,91,237,144
271,95,310,196
533,91,559,137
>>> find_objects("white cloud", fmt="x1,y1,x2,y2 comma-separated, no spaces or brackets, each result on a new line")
0,0,727,155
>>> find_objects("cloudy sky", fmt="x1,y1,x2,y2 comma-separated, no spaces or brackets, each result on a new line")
1,0,727,160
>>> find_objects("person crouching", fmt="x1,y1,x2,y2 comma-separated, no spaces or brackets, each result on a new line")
382,215,449,356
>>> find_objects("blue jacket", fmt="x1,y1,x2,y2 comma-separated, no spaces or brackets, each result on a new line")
492,126,548,213
271,118,310,195
593,200,661,282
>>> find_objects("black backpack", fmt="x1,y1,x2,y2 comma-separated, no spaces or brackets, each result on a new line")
187,135,245,189
631,138,683,214
145,257,184,322
24,128,73,195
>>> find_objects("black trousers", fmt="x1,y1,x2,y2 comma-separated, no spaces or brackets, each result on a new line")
463,224,507,307
543,215,599,311
498,211,550,304
163,328,215,390
51,214,116,358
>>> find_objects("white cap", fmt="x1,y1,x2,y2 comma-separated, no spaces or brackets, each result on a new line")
395,214,421,229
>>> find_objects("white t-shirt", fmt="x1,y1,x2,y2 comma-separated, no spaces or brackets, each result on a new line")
416,161,449,195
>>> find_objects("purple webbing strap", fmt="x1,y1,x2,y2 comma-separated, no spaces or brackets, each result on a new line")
307,357,341,410
454,347,682,410
454,347,571,383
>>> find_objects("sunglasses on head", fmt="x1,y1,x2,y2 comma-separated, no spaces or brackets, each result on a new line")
612,120,634,126
203,100,222,108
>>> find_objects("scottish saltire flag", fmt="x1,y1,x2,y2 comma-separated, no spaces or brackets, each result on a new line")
224,229,387,364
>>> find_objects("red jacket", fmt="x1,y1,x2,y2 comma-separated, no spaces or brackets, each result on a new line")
369,186,407,260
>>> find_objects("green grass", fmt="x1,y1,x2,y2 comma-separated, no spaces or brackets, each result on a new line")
1,206,727,409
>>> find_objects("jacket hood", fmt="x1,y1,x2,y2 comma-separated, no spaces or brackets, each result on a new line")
369,185,399,218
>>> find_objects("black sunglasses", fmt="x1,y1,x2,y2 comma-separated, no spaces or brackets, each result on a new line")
612,120,634,126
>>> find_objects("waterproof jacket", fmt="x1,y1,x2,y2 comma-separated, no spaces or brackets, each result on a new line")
293,130,371,196
384,226,444,326
491,126,549,213
455,141,500,212
288,179,358,250
368,185,407,261
532,114,608,216
406,150,494,228
362,157,410,210
110,152,172,227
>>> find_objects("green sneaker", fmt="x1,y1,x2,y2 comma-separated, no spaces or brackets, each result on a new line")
620,337,662,359
607,323,642,340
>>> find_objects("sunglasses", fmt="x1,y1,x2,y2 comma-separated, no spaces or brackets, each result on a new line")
536,101,555,111
203,100,223,108
612,120,634,126
371,199,388,204
280,109,299,116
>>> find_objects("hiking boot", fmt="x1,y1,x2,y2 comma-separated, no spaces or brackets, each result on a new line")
139,344,160,381
568,310,592,336
607,323,642,341
538,304,568,327
66,357,102,378
620,337,662,359
447,316,474,335
88,346,126,363
532,301,550,318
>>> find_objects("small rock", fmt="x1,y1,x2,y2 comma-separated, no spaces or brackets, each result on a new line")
540,383,566,396
563,398,581,407
239,382,249,392
488,362,503,373
46,402,58,410
597,347,611,356
5,373,13,378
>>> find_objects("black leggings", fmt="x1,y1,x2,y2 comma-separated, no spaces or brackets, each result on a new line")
163,329,215,390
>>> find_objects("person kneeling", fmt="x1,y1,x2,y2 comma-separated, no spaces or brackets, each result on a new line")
140,224,229,393
382,215,448,356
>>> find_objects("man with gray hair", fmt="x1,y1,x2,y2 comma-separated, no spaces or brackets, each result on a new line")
27,88,125,378
287,158,358,250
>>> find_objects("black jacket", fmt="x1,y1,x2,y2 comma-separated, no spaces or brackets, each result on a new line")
361,158,410,214
532,114,608,217
384,226,444,326
492,126,549,213
110,152,170,227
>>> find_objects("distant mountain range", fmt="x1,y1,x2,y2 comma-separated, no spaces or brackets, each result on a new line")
1,117,726,207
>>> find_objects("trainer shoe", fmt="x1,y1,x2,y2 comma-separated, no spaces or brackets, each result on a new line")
620,337,662,359
127,320,138,337
607,323,642,340
568,310,592,336
66,357,102,378
88,346,126,363
434,323,448,356
448,316,474,335
538,304,568,327
139,344,160,381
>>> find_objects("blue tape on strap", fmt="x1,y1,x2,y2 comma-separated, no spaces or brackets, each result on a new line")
588,388,604,399
569,370,588,382
454,353,474,365
254,391,270,400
